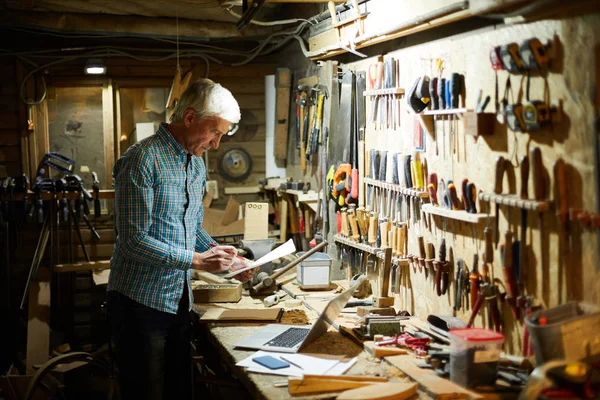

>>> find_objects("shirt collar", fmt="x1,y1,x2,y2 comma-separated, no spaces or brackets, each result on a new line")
157,123,187,157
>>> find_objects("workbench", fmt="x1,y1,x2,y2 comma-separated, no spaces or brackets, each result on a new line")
192,289,415,400
190,280,517,400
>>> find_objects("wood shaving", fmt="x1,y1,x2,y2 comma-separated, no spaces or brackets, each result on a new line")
280,309,310,325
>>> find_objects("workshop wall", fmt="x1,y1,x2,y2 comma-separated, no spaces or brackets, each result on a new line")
0,58,275,267
336,14,600,353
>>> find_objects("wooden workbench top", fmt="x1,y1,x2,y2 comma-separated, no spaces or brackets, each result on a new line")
192,282,516,400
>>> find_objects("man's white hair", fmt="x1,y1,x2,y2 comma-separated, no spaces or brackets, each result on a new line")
170,78,241,124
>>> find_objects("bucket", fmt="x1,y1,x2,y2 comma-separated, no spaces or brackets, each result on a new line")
524,302,600,365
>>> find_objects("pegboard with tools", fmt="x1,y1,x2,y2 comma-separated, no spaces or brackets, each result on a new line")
322,14,600,358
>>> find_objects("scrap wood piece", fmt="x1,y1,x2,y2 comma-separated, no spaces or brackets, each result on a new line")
288,375,387,396
166,67,193,109
385,355,484,400
199,307,282,321
336,382,418,400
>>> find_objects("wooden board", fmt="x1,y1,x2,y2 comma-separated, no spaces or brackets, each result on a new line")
26,270,51,374
199,307,282,321
337,382,418,400
192,282,242,303
274,68,291,161
385,355,483,400
54,260,111,273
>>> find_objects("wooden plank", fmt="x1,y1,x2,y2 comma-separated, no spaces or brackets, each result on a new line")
192,282,242,303
26,269,51,374
274,68,291,160
54,260,111,273
0,111,18,129
103,80,115,191
422,204,489,224
224,186,261,194
337,382,418,400
0,162,20,176
0,130,19,146
0,146,20,162
235,94,265,110
385,354,484,400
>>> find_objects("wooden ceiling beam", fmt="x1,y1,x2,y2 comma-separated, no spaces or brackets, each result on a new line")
1,10,276,39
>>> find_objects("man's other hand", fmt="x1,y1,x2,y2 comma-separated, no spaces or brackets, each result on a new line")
230,258,259,283
192,246,237,272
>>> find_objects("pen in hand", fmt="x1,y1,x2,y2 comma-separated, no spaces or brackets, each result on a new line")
280,356,303,370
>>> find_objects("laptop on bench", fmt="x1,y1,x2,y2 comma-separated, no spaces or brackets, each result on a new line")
234,276,365,353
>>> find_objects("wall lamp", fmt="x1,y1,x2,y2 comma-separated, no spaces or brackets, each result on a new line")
85,59,106,75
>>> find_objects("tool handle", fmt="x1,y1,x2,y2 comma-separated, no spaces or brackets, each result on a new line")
501,237,518,302
328,1,338,25
469,273,480,308
403,155,412,188
425,242,435,259
380,219,389,248
348,210,360,241
438,78,446,110
484,227,494,263
421,158,428,192
368,211,378,245
554,158,568,222
531,147,545,201
450,73,461,108
417,236,426,258
428,184,439,206
494,156,506,194
447,183,461,210
94,198,101,218
520,155,530,199
466,182,477,213
467,291,484,327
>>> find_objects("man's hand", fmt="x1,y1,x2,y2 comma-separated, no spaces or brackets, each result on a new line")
230,258,259,283
192,245,237,273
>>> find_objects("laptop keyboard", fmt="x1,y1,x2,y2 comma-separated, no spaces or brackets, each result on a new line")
264,327,309,348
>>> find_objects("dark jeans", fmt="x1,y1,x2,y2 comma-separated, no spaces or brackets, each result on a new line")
108,286,191,400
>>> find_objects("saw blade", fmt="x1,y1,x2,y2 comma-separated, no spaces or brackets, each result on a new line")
218,147,253,182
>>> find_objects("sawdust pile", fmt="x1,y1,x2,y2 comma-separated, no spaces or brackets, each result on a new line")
280,309,310,325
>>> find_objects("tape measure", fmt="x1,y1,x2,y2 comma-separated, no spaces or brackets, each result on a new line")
519,38,549,71
489,46,504,71
505,103,526,132
523,100,551,131
500,43,524,73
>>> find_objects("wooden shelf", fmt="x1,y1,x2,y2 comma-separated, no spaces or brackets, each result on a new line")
334,234,379,254
334,235,409,263
363,177,428,198
423,107,468,116
363,88,405,97
422,204,490,224
478,192,552,212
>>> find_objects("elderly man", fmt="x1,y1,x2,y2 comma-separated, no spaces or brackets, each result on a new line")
107,79,254,400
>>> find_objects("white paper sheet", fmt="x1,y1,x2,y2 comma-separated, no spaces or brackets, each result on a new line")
223,239,296,278
93,269,110,285
323,357,358,375
236,350,340,377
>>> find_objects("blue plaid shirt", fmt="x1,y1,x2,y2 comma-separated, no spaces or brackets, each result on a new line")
108,123,216,314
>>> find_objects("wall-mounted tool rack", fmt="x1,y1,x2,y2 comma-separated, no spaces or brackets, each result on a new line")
363,88,405,97
363,177,429,199
478,192,552,212
334,235,409,265
421,204,490,224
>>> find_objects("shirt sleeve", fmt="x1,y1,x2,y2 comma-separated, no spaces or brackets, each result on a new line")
195,180,217,252
114,146,193,270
